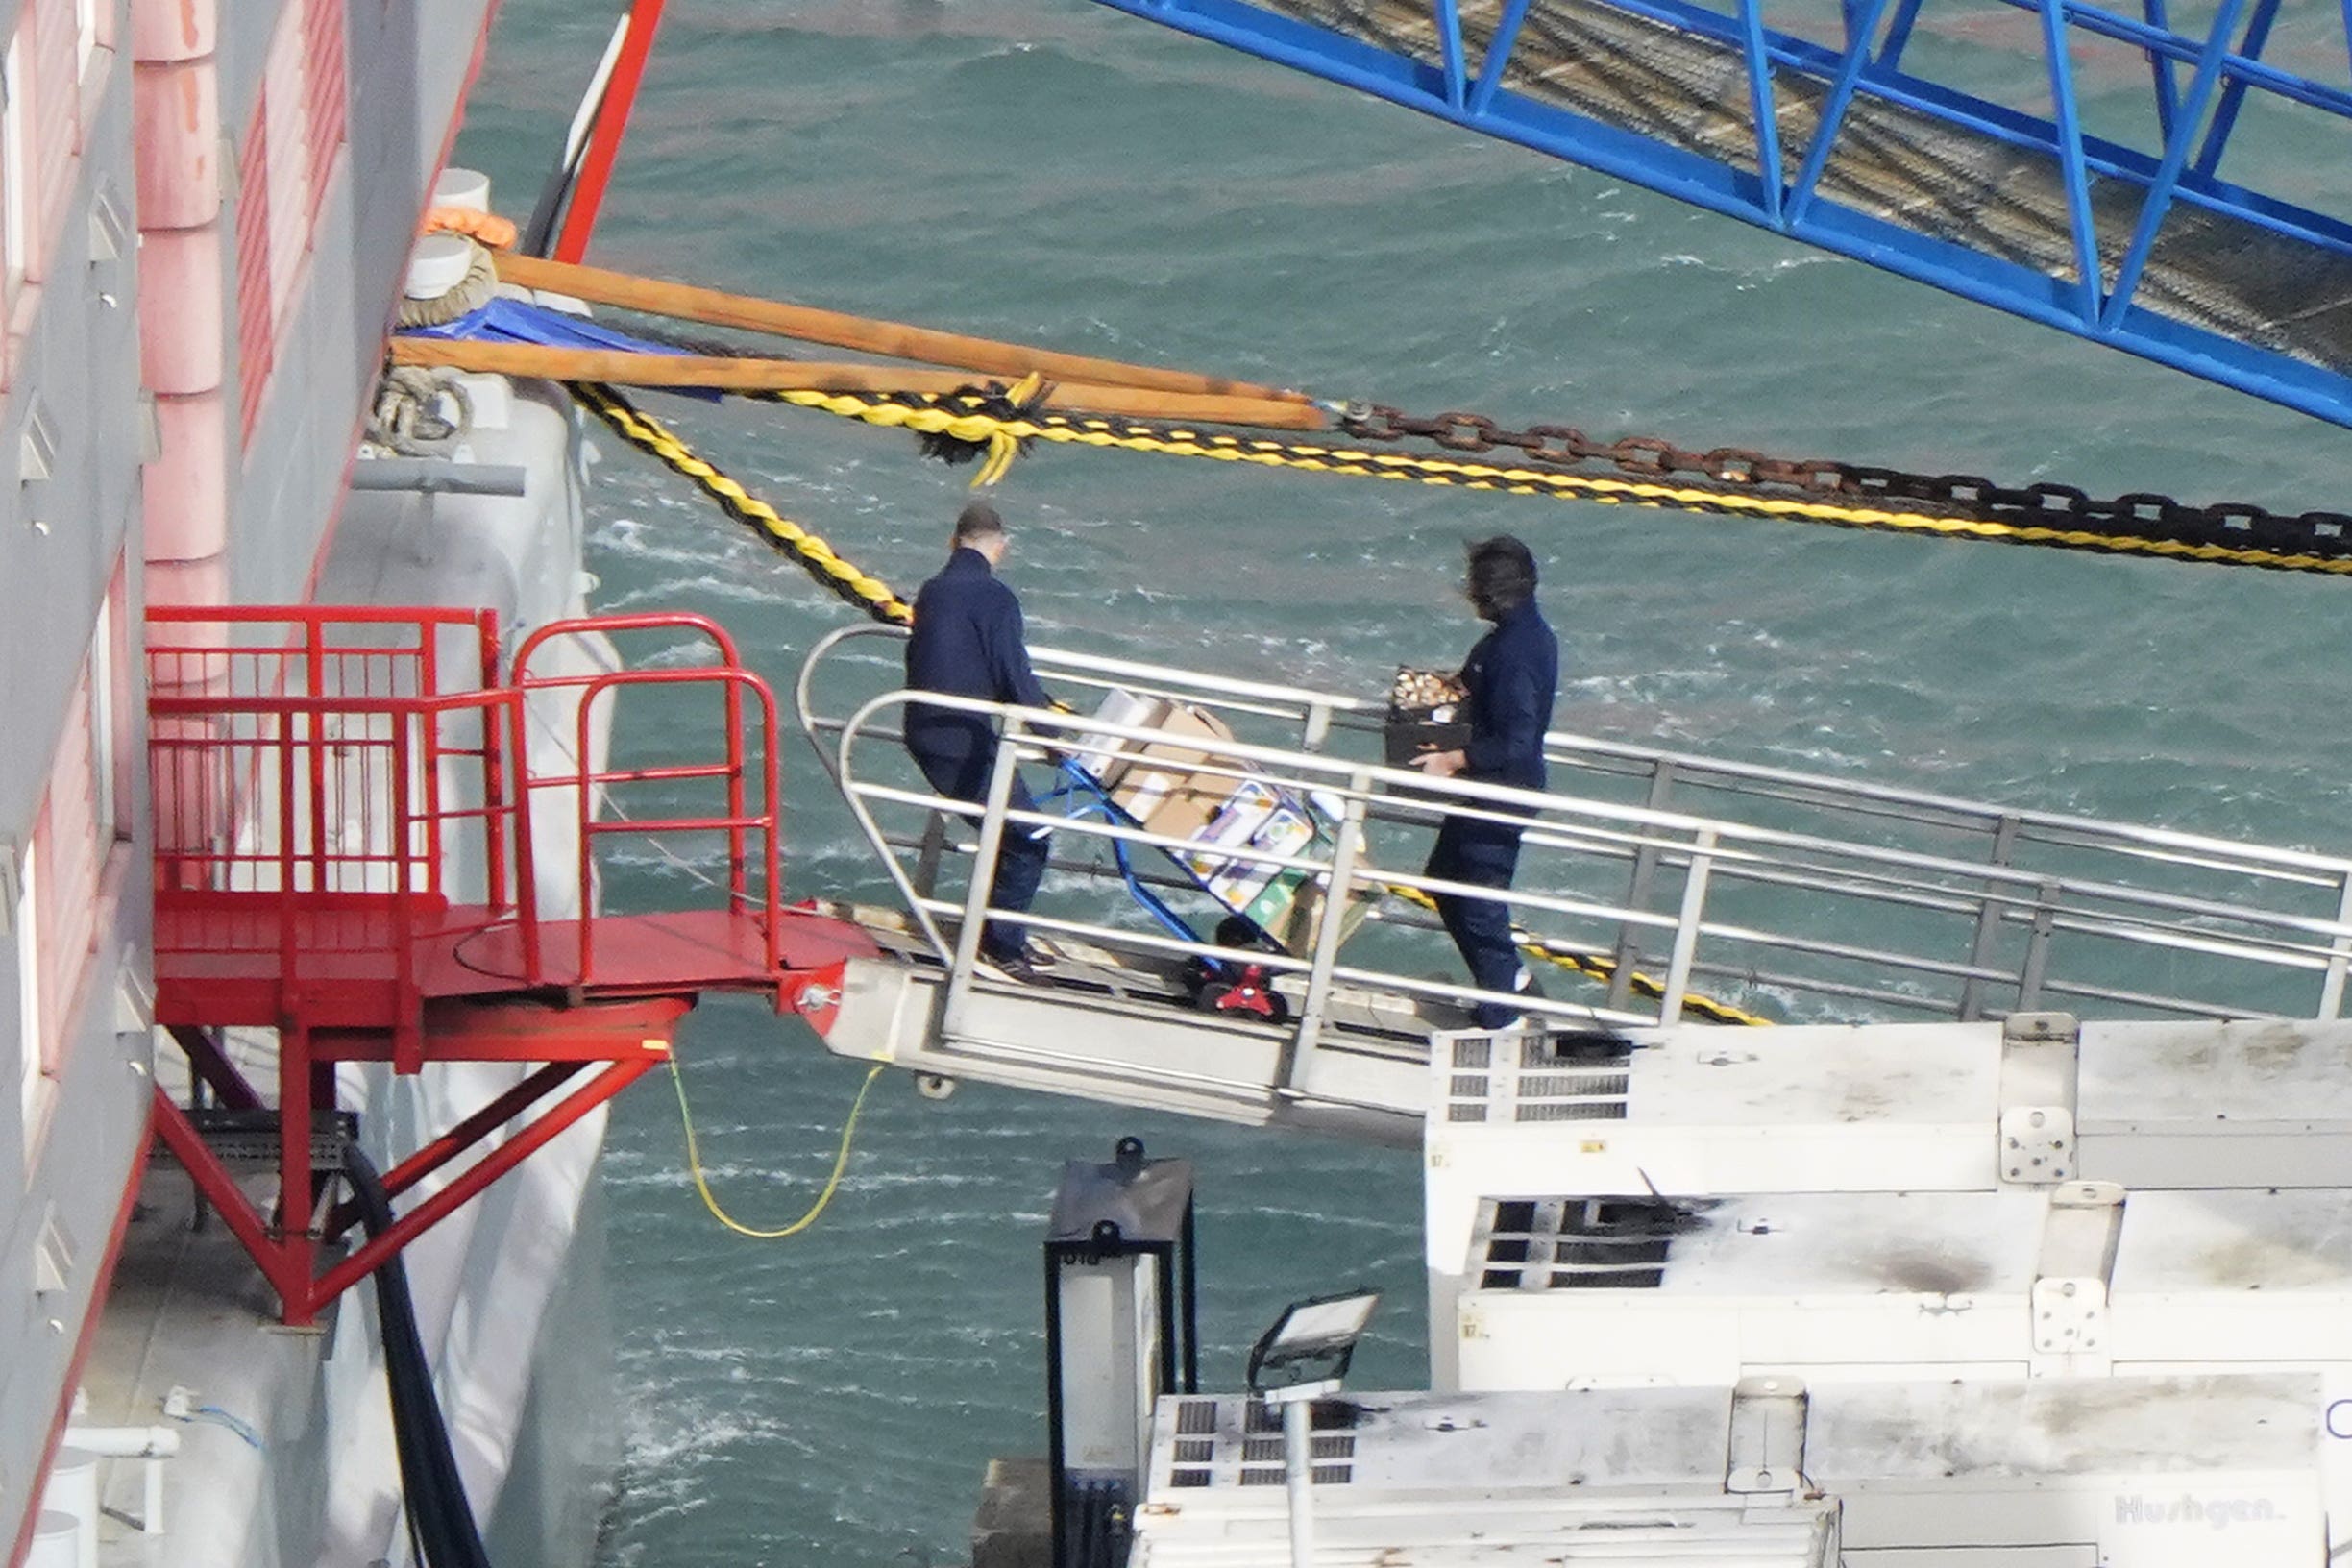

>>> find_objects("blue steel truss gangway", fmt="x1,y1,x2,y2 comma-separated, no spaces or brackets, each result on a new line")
1083,0,2352,430
793,626,2352,1144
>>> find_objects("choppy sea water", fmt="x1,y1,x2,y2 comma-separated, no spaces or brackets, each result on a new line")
454,5,2352,1562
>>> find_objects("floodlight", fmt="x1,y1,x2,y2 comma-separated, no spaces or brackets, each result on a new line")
1246,1288,1379,1398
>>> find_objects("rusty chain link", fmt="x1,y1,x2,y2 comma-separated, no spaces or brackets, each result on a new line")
1338,403,2352,561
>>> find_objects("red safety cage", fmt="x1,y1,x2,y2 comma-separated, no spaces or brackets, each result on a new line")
143,605,870,1324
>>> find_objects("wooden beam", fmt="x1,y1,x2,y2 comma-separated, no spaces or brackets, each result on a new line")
389,337,1330,430
491,250,1315,405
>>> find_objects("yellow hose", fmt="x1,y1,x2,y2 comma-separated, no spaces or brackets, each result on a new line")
669,1055,887,1239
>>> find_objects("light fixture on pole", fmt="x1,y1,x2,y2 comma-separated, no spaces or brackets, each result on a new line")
1042,1138,1198,1568
1244,1290,1379,1568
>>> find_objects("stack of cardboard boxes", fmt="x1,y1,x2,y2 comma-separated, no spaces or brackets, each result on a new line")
1069,690,1374,954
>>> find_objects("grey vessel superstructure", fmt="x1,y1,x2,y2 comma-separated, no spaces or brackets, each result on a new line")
2,2,630,1562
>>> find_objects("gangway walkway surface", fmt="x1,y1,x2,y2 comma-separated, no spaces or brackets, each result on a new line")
796,625,2352,1143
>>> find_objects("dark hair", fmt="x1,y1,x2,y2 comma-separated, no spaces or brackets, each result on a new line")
1464,535,1537,620
953,501,1007,546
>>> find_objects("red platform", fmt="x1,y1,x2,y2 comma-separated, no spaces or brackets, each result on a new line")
144,605,878,1323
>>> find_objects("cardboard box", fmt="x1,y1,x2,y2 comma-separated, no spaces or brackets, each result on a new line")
1185,788,1315,912
1109,704,1238,835
1178,778,1281,885
1102,706,1380,958
1249,821,1381,956
1066,689,1168,790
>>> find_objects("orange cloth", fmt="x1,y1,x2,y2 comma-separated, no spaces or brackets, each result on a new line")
420,207,518,250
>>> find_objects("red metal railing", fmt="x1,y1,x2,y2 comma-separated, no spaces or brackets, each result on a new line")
148,607,515,1060
145,605,787,999
146,603,504,892
509,613,783,985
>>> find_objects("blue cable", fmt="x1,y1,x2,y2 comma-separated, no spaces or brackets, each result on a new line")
171,1403,265,1450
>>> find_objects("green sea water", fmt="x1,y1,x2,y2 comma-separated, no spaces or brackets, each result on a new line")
453,5,2352,1562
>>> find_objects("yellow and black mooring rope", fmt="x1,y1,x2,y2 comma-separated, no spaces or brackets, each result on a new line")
574,382,914,625
749,388,2352,577
1381,880,1771,1026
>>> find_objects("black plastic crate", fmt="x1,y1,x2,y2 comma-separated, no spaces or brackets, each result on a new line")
1384,666,1471,765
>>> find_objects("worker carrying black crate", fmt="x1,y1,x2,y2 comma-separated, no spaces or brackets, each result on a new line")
1408,535,1559,1028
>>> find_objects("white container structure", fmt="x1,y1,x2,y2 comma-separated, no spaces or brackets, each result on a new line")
1423,1012,2352,1556
1126,1375,2323,1568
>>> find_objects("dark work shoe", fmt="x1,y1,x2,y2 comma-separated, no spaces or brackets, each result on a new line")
984,940,1057,973
980,947,1044,983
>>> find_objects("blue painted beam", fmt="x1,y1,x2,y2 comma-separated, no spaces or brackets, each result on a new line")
1087,0,2352,429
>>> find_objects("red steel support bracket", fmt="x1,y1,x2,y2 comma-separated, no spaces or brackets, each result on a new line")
150,1087,318,1320
307,1055,661,1307
155,1046,668,1323
321,1061,585,1240
169,1024,264,1110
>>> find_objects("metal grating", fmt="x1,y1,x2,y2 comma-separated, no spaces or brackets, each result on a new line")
1237,1464,1353,1485
1242,1436,1357,1462
232,95,274,448
1474,1194,1714,1290
1169,1399,1362,1493
1245,1399,1359,1433
153,1107,359,1170
1438,1026,1636,1126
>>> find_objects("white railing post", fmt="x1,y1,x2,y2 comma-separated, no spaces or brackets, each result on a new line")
2319,871,2352,1019
1606,759,1678,1011
1658,828,1718,1026
2017,876,2061,1012
1958,814,2022,1021
1285,772,1371,1093
941,721,1028,1039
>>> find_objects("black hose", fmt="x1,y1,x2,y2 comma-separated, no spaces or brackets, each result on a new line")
344,1150,495,1568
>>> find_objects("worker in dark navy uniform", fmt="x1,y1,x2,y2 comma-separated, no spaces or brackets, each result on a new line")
904,502,1058,979
1410,535,1558,1028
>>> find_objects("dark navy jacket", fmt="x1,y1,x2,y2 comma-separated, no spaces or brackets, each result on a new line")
1458,599,1558,793
903,547,1051,764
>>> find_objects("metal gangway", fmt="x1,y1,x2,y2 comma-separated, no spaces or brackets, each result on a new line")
796,625,2352,1143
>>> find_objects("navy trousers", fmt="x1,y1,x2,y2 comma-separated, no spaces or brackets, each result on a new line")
910,743,1052,961
1426,816,1527,1028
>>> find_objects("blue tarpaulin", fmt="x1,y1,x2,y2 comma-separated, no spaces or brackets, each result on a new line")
401,297,723,400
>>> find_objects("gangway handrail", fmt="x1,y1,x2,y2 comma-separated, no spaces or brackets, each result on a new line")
803,629,2352,1043
830,691,2352,954
818,679,2352,1085
798,622,2352,883
861,697,2352,962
